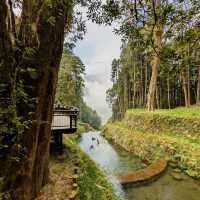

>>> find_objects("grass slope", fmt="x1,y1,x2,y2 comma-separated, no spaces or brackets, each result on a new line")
128,106,200,118
104,107,200,178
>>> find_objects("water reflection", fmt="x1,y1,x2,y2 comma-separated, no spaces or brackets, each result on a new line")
79,131,142,199
125,167,200,200
79,131,200,200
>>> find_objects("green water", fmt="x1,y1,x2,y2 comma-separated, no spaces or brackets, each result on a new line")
125,167,200,200
79,131,200,200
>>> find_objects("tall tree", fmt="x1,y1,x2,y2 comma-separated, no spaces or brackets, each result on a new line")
55,48,101,129
56,49,85,107
106,1,200,120
97,0,200,110
146,0,163,110
0,1,74,199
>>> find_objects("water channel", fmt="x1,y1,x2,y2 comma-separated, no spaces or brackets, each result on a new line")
79,131,200,200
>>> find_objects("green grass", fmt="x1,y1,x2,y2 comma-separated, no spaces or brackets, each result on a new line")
128,106,200,118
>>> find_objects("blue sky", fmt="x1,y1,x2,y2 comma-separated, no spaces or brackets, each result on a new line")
74,20,121,123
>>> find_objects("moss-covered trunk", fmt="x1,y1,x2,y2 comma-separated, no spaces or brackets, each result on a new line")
0,1,73,199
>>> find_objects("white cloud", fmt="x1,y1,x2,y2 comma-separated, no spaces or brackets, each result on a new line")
74,20,121,123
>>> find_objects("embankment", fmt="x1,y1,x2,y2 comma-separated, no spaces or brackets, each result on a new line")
104,108,200,178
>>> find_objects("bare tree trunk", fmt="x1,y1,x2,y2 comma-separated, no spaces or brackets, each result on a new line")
144,62,148,105
133,62,136,108
187,64,191,106
146,0,163,111
197,67,200,105
140,56,144,107
167,75,171,109
124,72,129,113
182,72,189,107
146,23,163,111
159,79,162,108
0,1,73,199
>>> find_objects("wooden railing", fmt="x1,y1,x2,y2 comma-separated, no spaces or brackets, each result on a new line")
51,107,79,134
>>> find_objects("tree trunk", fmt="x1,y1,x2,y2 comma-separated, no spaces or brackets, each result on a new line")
146,25,163,110
133,61,136,108
140,56,144,107
156,83,160,109
182,72,189,107
0,1,73,199
146,0,163,111
187,65,191,106
144,62,148,105
123,71,129,114
167,75,171,109
197,67,200,105
0,0,17,175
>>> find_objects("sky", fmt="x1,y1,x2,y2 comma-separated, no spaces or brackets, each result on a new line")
74,21,121,123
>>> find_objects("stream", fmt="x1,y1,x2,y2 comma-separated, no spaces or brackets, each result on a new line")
79,131,200,200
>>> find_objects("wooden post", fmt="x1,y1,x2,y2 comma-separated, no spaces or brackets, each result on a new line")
75,117,77,128
59,133,63,155
70,115,72,129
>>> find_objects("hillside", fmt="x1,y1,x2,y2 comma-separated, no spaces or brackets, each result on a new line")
104,107,200,178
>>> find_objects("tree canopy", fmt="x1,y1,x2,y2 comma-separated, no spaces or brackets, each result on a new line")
56,48,101,129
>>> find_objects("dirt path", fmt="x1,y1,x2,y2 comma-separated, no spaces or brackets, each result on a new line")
36,158,76,200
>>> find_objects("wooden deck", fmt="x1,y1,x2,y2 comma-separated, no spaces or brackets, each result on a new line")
51,106,79,154
51,109,78,134
52,115,73,130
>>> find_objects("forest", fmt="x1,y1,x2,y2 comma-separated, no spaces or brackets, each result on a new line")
105,1,200,120
0,0,200,200
56,48,101,130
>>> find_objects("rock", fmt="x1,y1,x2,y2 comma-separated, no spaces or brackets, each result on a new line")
170,172,183,181
68,190,78,199
141,163,148,168
173,168,182,173
92,137,96,141
74,167,79,174
72,174,78,183
97,139,100,145
169,162,177,168
90,145,94,149
73,183,78,188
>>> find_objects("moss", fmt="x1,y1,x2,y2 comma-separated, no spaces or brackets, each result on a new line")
63,136,119,200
